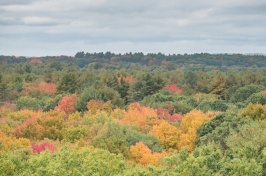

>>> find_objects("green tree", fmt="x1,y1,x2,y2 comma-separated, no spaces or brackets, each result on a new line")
127,73,165,103
226,122,266,159
24,64,31,73
230,85,264,103
184,71,197,88
197,99,228,112
92,121,129,157
41,94,64,111
75,51,85,58
195,113,245,151
0,147,127,176
57,72,78,94
208,73,227,99
76,86,123,111
49,61,63,71
124,125,164,152
117,77,130,104
0,75,9,102
16,96,41,110
245,92,266,105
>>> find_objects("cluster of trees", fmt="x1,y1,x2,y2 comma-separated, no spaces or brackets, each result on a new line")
0,53,266,175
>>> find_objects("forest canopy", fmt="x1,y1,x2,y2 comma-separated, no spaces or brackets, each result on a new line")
0,53,266,175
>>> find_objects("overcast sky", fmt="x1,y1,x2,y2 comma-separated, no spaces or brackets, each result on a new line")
0,0,266,56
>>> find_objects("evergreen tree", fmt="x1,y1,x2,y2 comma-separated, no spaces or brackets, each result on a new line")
57,72,78,94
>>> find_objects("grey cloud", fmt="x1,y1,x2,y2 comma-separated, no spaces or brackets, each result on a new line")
0,0,34,5
0,0,266,56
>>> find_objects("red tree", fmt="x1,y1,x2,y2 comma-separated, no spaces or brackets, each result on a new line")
55,94,77,115
38,82,56,93
32,142,56,153
157,107,183,123
118,75,135,83
169,113,183,122
261,90,266,94
164,84,183,94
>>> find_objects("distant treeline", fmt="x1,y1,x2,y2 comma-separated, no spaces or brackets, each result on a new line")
1,52,266,67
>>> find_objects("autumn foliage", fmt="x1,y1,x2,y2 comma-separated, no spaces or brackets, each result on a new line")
14,116,44,140
28,57,42,64
32,142,56,153
151,120,181,150
130,142,166,166
14,110,65,140
170,113,184,122
7,109,43,121
261,90,266,94
164,84,183,94
1,53,266,175
0,131,30,151
118,75,135,83
22,82,56,95
120,102,161,132
86,100,112,116
241,103,266,121
157,107,183,123
38,82,57,93
178,110,210,151
55,94,77,115
156,108,171,120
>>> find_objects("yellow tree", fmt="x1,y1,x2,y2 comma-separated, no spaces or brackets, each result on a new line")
178,110,209,151
111,107,126,120
86,100,112,116
130,142,166,166
0,131,30,151
241,103,266,121
150,120,181,150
